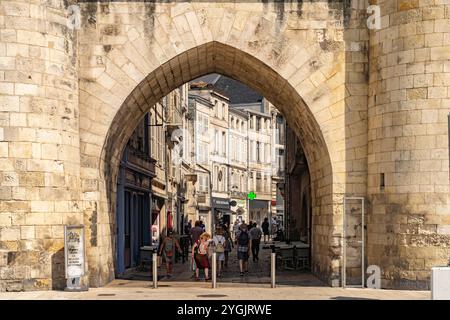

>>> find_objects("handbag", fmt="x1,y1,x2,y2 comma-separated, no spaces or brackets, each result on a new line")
157,255,162,267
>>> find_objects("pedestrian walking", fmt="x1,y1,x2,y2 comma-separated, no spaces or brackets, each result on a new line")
271,217,277,236
192,232,211,281
232,220,240,242
158,230,182,278
248,220,253,232
262,217,270,244
190,220,203,244
212,227,226,277
249,222,262,262
184,220,192,236
236,223,251,277
223,226,233,268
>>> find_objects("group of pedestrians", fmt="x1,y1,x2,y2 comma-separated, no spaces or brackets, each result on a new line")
158,220,206,279
191,223,233,281
158,218,272,280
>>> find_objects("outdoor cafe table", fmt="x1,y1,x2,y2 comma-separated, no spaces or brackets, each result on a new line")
262,241,310,250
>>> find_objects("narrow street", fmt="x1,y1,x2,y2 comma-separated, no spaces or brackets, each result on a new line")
117,241,323,286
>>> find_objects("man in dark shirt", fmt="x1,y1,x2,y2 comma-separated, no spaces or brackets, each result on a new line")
190,220,204,244
262,217,270,244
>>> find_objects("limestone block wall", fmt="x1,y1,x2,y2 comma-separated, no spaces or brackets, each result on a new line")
0,0,80,291
368,0,450,289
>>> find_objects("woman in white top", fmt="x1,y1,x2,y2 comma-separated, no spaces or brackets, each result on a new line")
212,227,226,277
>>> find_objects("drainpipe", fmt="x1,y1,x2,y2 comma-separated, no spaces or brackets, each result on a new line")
163,100,170,235
197,164,212,233
246,111,250,224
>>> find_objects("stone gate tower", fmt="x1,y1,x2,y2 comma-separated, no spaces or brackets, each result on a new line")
0,0,81,290
367,0,450,289
0,0,449,292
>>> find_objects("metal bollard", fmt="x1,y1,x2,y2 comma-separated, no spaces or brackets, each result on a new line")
212,252,217,289
152,251,158,289
270,245,276,288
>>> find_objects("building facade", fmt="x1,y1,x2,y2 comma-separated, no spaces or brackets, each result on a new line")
115,84,189,276
187,91,213,233
228,108,249,224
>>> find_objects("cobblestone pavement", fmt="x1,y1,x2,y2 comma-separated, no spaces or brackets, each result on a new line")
0,243,431,300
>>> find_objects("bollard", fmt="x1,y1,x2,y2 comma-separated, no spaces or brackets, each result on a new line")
270,245,276,288
212,252,217,289
152,251,158,289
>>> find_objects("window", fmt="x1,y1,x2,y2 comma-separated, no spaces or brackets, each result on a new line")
218,169,223,191
222,132,226,156
249,116,254,130
198,174,209,193
197,142,208,164
222,103,226,119
256,172,262,192
278,149,285,173
203,117,208,135
260,143,265,163
214,130,219,154
214,100,218,117
235,137,239,161
213,166,218,189
256,142,260,162
197,114,203,136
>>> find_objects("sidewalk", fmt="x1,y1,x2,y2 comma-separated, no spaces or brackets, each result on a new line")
0,280,430,300
0,242,431,300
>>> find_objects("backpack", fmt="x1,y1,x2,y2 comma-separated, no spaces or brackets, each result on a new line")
215,236,225,253
164,238,174,257
237,231,249,246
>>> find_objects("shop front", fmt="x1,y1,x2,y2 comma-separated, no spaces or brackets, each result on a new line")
249,200,270,225
197,205,211,234
212,197,231,230
116,146,155,276
151,196,165,247
230,198,247,224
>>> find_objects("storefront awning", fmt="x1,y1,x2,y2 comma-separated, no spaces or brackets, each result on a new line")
215,208,233,214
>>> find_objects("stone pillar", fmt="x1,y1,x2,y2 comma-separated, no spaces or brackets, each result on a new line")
368,0,450,289
0,0,80,291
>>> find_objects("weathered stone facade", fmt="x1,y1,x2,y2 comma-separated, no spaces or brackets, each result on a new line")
0,0,448,291
367,0,450,289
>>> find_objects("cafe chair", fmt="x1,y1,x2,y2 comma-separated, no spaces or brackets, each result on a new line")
294,247,310,270
139,247,153,271
276,248,295,270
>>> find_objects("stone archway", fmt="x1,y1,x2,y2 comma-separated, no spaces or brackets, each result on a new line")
94,41,336,287
75,1,366,288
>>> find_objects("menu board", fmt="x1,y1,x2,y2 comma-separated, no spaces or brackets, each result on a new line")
64,225,85,278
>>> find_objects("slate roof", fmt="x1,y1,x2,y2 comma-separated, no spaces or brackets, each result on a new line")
191,73,263,104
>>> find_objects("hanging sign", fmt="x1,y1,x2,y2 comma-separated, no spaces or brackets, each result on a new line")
64,225,86,278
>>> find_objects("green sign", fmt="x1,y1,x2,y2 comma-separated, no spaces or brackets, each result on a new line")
247,191,257,201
